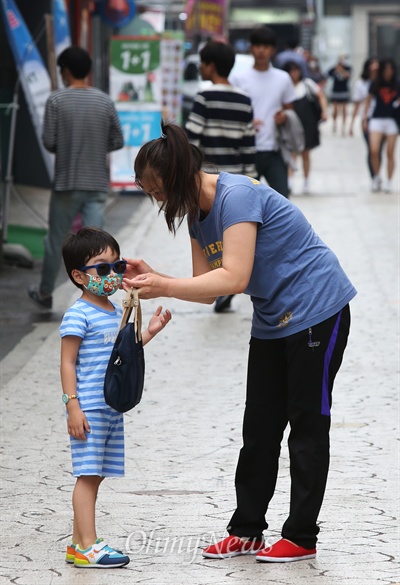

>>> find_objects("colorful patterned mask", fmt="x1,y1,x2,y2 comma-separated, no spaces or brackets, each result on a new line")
84,273,122,296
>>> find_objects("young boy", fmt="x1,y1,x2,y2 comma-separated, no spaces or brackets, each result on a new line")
60,227,171,568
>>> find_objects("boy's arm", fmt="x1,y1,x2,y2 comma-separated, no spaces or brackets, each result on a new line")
60,335,91,440
142,306,172,346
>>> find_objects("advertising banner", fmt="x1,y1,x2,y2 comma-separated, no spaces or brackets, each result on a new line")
185,0,227,38
53,0,72,88
109,36,162,189
160,31,184,124
0,0,54,180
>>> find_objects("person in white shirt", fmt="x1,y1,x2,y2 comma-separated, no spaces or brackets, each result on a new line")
230,26,296,198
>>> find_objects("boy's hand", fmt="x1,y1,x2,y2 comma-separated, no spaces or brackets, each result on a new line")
67,404,91,440
147,306,172,337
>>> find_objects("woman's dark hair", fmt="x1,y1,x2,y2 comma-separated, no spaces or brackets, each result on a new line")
249,26,277,48
360,56,378,80
200,41,235,78
62,227,120,289
283,60,303,80
375,58,397,88
134,121,204,234
57,46,92,79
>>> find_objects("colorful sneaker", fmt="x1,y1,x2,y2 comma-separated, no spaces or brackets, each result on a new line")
256,538,316,563
66,541,76,564
202,535,265,559
74,538,130,568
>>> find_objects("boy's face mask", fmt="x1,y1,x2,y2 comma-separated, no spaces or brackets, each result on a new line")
84,273,122,296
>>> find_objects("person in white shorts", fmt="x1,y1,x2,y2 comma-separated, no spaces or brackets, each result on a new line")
60,227,171,568
363,58,400,193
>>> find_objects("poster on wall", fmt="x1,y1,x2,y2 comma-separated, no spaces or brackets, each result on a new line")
109,36,162,189
160,31,184,124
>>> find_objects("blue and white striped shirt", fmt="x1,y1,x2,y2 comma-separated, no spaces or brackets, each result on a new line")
60,298,123,410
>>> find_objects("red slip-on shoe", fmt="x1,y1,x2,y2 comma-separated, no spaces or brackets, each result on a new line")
256,538,316,562
203,535,265,559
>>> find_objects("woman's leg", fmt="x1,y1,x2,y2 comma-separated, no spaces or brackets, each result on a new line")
341,103,347,135
281,306,351,549
332,102,338,132
369,131,385,177
302,150,310,179
385,134,398,180
228,337,288,538
72,475,104,548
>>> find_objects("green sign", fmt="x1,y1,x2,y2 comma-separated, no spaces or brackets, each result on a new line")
110,38,160,74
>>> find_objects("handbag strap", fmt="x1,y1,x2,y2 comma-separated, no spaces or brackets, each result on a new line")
120,288,142,342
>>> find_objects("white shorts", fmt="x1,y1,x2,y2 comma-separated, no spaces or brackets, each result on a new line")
70,409,124,477
368,118,399,136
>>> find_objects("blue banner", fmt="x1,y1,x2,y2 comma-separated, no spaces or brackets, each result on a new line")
53,0,71,57
0,0,54,180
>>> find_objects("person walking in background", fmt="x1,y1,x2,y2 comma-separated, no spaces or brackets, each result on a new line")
363,58,400,193
274,37,309,79
328,55,352,135
283,61,328,194
60,227,171,568
186,40,256,313
28,46,124,310
349,57,380,179
124,121,356,563
230,26,296,198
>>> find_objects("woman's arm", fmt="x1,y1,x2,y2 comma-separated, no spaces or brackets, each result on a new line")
123,222,258,302
362,94,373,132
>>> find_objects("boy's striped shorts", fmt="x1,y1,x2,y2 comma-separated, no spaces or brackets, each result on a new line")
70,408,124,477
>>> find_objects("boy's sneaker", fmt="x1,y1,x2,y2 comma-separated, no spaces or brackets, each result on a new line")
27,285,53,310
256,538,316,563
202,535,265,559
74,538,130,568
214,295,234,313
66,542,76,564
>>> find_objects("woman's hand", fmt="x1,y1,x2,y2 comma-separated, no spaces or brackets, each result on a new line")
123,258,154,280
123,273,168,299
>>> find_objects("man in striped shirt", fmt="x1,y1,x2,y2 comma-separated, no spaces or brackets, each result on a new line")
186,41,256,313
185,41,256,178
28,47,123,310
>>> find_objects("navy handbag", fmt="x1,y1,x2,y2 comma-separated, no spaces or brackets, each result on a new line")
104,288,145,413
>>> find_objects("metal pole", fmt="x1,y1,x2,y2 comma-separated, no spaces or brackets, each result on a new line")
2,83,20,242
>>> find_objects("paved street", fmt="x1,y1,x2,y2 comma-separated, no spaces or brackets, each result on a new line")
0,121,399,585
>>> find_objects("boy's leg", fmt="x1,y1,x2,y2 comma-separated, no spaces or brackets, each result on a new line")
281,305,351,549
227,337,289,538
72,476,103,549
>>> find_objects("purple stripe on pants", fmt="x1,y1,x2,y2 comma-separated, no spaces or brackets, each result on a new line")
321,310,343,416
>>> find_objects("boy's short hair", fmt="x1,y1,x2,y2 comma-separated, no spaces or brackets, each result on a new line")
199,41,236,78
62,227,121,290
249,26,277,48
57,46,92,79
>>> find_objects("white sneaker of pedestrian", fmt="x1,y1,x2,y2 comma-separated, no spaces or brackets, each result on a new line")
371,176,381,192
303,179,310,194
382,180,392,193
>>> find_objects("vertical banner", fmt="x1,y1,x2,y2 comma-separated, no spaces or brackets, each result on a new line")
0,0,54,181
53,0,72,88
109,36,162,190
185,0,228,38
160,31,184,124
